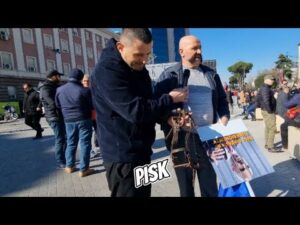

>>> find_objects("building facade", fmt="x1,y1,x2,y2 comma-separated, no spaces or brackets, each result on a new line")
151,28,189,64
0,28,118,102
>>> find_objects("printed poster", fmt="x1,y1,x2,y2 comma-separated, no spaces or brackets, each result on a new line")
197,119,274,188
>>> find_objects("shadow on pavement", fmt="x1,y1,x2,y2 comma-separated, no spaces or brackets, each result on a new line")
0,133,56,196
250,158,300,197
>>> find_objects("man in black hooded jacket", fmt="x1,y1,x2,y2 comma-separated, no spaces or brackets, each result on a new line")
39,70,66,169
91,28,187,197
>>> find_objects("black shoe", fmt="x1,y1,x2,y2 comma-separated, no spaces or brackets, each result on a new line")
251,118,256,121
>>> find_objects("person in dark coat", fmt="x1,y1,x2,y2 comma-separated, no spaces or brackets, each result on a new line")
39,70,66,169
55,68,94,178
155,35,230,197
22,83,43,139
257,74,278,152
90,28,187,197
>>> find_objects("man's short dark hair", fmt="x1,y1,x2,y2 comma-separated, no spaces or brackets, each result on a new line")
47,70,64,78
121,28,152,44
23,82,31,88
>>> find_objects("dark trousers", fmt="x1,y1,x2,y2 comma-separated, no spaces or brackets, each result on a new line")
174,162,218,197
280,119,300,148
104,160,151,197
25,114,43,135
172,132,218,197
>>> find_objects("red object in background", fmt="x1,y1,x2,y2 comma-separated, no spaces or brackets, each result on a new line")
91,109,96,121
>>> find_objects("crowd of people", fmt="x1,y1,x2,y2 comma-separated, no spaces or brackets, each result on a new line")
19,28,300,197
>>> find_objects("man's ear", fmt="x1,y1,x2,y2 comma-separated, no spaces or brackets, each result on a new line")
116,41,124,53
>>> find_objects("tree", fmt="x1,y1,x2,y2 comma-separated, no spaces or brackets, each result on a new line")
275,54,293,79
229,75,239,87
228,61,253,88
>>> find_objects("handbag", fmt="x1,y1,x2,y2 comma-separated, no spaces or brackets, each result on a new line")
286,106,300,119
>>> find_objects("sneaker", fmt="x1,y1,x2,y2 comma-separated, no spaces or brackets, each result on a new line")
79,168,95,177
268,147,284,153
264,145,268,149
65,166,76,173
57,163,66,169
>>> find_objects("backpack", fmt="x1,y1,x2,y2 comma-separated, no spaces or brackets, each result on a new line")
286,106,300,119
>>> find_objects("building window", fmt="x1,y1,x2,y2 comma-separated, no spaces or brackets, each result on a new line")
96,35,102,43
46,60,56,72
26,56,37,72
104,38,109,47
88,67,94,75
97,50,102,59
0,51,14,70
63,63,71,74
7,86,17,100
58,28,67,32
0,28,10,41
60,39,69,53
22,28,34,44
74,43,82,56
43,33,53,48
87,47,93,59
85,31,90,41
72,28,79,36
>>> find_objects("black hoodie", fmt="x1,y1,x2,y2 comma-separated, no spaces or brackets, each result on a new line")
91,38,173,163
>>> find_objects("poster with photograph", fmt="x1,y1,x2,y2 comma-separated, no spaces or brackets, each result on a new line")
197,119,274,188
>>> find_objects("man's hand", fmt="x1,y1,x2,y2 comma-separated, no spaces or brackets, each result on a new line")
208,148,226,162
168,87,188,103
219,116,229,126
167,110,193,129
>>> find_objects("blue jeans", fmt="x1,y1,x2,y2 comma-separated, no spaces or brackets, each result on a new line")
48,119,66,165
246,103,256,119
65,119,92,171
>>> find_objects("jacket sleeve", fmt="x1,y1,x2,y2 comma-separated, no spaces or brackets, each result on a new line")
214,73,230,119
95,67,174,124
285,93,300,109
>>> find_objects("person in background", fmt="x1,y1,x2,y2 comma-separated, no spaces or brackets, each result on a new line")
55,69,94,177
257,74,278,152
22,83,44,139
82,74,101,158
39,70,66,169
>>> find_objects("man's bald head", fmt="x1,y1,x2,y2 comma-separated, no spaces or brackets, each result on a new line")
179,35,201,50
179,35,202,68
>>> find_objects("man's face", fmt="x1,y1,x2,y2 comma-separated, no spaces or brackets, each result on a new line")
180,38,202,67
82,77,89,88
23,85,29,93
117,38,152,71
54,75,61,84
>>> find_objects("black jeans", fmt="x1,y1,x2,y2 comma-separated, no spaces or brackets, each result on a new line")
280,119,300,148
25,114,43,135
104,160,151,197
174,162,218,197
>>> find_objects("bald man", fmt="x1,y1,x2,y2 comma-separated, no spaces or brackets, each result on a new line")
155,35,230,197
